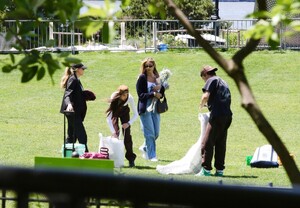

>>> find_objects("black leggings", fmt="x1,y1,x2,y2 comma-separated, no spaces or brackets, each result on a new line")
66,114,88,152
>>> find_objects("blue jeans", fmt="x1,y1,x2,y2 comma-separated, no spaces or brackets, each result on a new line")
140,103,160,159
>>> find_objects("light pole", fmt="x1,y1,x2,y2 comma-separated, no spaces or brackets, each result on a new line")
211,0,220,36
215,0,220,19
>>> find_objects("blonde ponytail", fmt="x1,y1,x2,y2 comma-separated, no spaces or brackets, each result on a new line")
60,67,73,88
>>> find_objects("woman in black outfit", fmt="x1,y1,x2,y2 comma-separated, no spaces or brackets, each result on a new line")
60,63,95,152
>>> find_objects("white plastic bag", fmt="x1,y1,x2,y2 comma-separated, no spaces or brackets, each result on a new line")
99,133,125,168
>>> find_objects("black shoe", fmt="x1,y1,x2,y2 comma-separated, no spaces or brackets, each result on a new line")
129,161,135,168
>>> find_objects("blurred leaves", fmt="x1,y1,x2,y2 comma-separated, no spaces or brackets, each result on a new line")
1,0,125,83
102,21,115,43
246,0,300,49
2,50,58,83
148,0,167,19
78,0,121,39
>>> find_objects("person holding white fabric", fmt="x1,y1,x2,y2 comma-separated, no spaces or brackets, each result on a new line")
106,85,138,167
198,65,232,177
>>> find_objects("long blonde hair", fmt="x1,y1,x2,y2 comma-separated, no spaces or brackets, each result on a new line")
140,57,159,78
60,67,74,88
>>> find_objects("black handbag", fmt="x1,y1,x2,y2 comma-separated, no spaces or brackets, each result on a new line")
156,96,168,114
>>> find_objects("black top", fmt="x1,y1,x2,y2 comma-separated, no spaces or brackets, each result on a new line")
60,74,87,121
202,76,232,117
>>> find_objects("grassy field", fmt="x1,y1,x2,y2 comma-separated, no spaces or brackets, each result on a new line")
0,49,299,189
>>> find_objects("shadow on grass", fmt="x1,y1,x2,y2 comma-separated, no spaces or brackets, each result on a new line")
157,159,173,163
218,175,258,179
122,166,156,170
132,166,156,170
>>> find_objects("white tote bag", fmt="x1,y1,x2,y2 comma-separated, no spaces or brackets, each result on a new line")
99,133,125,168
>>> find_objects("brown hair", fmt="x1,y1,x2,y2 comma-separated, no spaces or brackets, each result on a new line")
106,85,129,117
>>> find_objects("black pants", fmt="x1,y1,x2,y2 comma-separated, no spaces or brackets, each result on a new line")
111,105,136,163
201,115,232,171
66,114,89,152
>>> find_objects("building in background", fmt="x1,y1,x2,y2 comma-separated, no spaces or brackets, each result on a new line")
217,1,255,20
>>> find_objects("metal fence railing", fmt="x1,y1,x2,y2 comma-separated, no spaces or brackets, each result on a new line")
1,19,300,53
1,166,300,208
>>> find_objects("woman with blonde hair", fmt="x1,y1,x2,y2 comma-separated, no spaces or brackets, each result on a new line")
136,58,165,162
106,85,138,167
60,63,95,153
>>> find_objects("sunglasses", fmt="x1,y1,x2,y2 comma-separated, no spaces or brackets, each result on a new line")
145,64,154,68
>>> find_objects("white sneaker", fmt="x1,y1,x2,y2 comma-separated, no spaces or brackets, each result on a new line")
150,157,158,162
195,168,211,176
139,145,148,160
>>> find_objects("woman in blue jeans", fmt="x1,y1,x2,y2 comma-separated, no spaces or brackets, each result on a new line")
136,57,165,162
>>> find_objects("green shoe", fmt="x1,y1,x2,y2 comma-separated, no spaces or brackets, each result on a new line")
196,168,211,176
215,170,224,177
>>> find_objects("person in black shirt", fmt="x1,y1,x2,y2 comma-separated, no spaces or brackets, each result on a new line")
197,65,232,177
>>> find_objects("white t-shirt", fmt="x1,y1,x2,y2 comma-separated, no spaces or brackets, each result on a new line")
106,92,138,134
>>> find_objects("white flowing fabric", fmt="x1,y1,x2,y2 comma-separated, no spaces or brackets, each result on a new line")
156,112,210,175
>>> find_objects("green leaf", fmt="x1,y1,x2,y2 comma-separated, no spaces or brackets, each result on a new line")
58,52,72,58
31,50,40,58
75,19,104,38
9,54,15,64
148,0,166,19
80,7,107,19
2,65,14,73
41,53,60,76
19,55,38,67
102,21,115,44
272,14,283,26
85,21,104,38
148,4,158,16
268,38,279,50
21,66,38,83
102,22,109,43
37,66,46,81
121,0,131,8
41,53,52,62
31,0,46,14
290,20,300,32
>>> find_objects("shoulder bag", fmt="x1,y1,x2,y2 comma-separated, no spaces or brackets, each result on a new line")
156,96,168,114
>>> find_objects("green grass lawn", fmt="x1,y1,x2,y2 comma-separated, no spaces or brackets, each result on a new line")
0,49,299,188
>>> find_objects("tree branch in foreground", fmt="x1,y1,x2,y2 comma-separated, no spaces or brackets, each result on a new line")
163,0,300,186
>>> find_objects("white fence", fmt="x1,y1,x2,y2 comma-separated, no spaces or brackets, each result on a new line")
0,19,299,53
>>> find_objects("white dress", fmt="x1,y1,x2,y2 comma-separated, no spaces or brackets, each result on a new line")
156,112,210,175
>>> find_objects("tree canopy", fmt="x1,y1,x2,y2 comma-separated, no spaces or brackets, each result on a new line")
121,0,214,20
